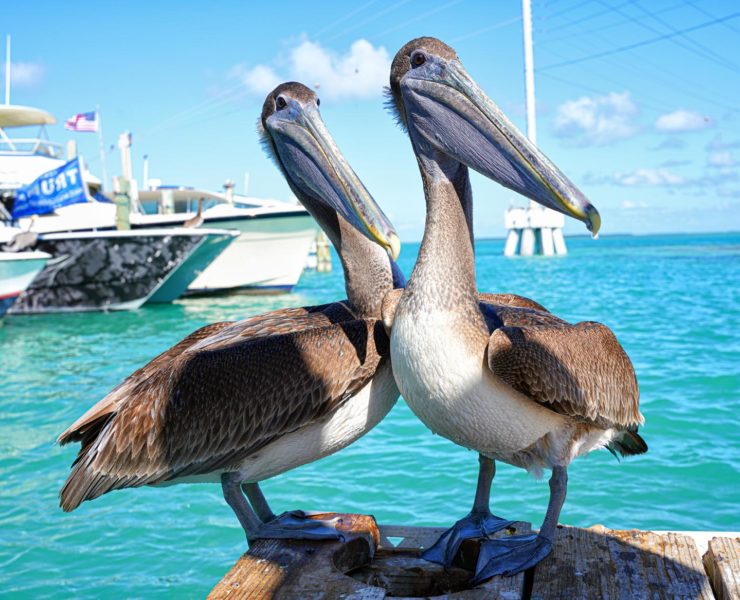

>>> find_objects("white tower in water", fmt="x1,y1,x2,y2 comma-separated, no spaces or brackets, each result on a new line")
503,0,567,257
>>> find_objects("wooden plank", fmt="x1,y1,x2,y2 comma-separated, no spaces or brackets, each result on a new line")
353,521,532,599
530,525,714,599
208,513,383,599
703,537,740,600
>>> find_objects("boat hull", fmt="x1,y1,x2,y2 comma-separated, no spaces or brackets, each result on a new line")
147,230,239,303
12,200,318,295
0,251,50,318
186,213,316,294
8,231,211,314
133,212,317,294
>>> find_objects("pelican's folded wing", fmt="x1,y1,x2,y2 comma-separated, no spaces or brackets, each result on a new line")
487,320,642,429
478,292,549,313
59,318,390,511
57,303,356,447
57,321,234,446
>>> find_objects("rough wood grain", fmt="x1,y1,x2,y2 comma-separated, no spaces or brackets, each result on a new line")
530,525,714,600
208,513,382,599
703,537,740,600
212,521,736,599
352,521,531,599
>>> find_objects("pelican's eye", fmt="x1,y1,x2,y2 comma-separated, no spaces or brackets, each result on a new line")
276,96,287,110
411,51,426,68
316,98,321,107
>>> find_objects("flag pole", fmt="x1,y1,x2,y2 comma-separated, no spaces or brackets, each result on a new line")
96,105,108,191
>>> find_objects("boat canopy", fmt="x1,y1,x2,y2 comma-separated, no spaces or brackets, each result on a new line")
0,105,56,128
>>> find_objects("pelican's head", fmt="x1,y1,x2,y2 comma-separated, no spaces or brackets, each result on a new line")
260,82,400,260
388,37,600,235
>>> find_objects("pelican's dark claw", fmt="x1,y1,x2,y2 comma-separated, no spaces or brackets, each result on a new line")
422,511,512,567
471,533,553,583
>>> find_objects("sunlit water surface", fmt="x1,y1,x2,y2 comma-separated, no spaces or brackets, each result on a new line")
1,233,738,598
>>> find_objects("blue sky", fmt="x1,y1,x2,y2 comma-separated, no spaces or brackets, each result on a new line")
4,1,740,240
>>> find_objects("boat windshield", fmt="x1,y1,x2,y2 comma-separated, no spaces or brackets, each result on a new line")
0,126,63,159
138,197,222,215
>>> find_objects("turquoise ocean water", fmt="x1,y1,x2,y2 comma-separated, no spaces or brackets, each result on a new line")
1,233,738,598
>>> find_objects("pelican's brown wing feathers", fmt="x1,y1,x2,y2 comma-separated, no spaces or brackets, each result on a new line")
57,321,233,447
478,292,549,313
57,302,355,447
484,304,642,430
59,317,388,511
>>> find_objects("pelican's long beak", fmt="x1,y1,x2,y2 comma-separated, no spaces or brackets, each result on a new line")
267,102,401,259
400,59,600,234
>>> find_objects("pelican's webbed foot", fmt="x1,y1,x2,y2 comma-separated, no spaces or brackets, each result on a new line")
471,465,568,583
422,511,512,567
252,510,346,543
471,533,552,583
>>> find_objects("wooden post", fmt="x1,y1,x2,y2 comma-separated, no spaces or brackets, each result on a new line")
209,516,530,599
113,176,131,231
208,513,379,599
703,537,740,600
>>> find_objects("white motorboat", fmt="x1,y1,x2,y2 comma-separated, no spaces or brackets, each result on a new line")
129,188,318,294
0,105,239,310
2,105,318,295
11,189,319,295
0,250,49,318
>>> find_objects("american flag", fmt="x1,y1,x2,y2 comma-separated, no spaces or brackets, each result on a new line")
64,111,98,132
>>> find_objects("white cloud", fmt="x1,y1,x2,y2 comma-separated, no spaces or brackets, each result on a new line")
655,109,710,132
0,61,44,87
231,38,390,102
230,64,282,97
552,91,639,145
613,168,686,186
587,166,737,195
707,151,736,167
621,199,649,210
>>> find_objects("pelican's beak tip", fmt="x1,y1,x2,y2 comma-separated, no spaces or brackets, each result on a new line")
585,205,601,237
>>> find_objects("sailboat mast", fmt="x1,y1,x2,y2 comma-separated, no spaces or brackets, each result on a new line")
5,35,10,105
522,0,536,146
504,1,568,256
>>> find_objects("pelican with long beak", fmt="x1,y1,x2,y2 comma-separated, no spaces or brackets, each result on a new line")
374,38,646,581
58,83,404,544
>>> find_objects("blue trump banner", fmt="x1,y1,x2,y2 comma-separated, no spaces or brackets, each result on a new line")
12,158,88,219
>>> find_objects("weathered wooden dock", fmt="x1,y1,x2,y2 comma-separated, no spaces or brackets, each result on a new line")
209,513,740,599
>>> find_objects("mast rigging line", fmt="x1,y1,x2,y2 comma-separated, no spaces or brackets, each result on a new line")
598,0,740,76
538,0,690,44
538,10,740,71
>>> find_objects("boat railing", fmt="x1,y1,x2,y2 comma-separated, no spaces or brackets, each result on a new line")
0,138,63,159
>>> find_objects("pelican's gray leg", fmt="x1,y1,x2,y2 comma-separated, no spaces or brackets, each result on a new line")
223,473,346,544
222,473,263,543
242,482,275,522
471,466,567,584
422,455,512,567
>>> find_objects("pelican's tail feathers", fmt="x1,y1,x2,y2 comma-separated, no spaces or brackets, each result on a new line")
607,429,648,459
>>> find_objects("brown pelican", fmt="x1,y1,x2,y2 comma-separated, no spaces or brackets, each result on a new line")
58,82,404,544
375,38,647,582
